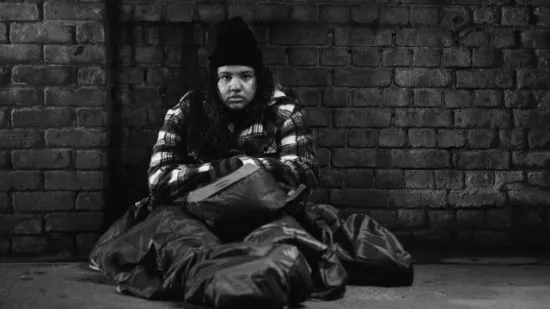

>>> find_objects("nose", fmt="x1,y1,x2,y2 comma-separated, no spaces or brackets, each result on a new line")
229,77,242,91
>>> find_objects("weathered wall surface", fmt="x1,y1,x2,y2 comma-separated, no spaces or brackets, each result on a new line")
1,0,549,257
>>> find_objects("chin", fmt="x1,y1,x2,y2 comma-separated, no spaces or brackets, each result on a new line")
225,101,250,110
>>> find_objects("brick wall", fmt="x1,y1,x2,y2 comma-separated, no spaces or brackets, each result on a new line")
0,0,107,257
1,0,550,257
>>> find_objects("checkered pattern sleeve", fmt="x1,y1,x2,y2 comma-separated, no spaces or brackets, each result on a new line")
147,94,214,202
256,103,319,189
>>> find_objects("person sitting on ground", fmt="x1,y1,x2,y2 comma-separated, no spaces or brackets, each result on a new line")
147,16,319,206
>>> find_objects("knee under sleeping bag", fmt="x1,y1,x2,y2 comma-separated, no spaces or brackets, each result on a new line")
89,164,414,308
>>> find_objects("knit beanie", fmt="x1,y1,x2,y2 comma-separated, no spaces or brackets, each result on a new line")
208,17,263,74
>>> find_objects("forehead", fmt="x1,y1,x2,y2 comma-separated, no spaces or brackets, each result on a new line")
217,65,254,75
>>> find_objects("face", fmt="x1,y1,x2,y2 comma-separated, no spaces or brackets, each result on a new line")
217,65,257,110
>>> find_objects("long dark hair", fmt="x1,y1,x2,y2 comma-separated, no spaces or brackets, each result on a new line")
185,67,276,162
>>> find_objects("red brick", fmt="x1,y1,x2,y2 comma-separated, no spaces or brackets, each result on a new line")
454,150,510,169
514,109,550,128
133,4,161,21
380,6,409,25
46,87,105,107
510,190,550,207
435,170,464,189
473,7,499,25
0,214,42,235
163,4,194,22
444,90,472,108
513,151,550,169
335,27,391,46
13,192,74,212
454,109,510,128
350,5,380,24
197,4,226,23
521,31,550,49
75,150,106,169
316,148,330,168
288,47,318,66
468,129,497,148
460,30,490,47
465,171,494,188
429,210,456,230
323,88,350,107
0,236,7,255
0,129,42,149
0,108,6,128
319,6,349,23
390,190,446,209
45,212,103,232
274,68,329,86
438,129,466,148
529,130,550,149
534,7,550,28
344,169,375,188
334,108,391,128
495,171,524,190
448,188,506,207
45,1,104,20
502,7,530,26
76,108,106,127
395,68,452,87
332,149,377,167
473,90,502,107
348,129,378,148
310,188,329,204
0,44,41,63
0,24,5,42
262,47,286,65
394,108,452,127
11,108,73,128
351,47,380,67
441,7,471,30
456,210,485,228
330,189,388,208
413,89,441,107
353,88,382,106
319,168,344,188
272,24,329,45
10,23,72,43
379,128,406,147
456,69,513,88
471,48,496,68
135,46,163,64
412,48,441,67
259,4,289,22
45,171,104,191
405,170,434,189
77,67,106,85
528,171,550,187
390,149,450,168
383,89,409,107
517,70,550,89
410,7,438,26
396,29,452,47
228,4,257,22
369,210,396,229
503,49,534,70
376,169,404,189
320,48,348,66
12,65,72,85
45,128,106,148
499,129,526,149
76,192,103,210
12,149,71,169
293,88,321,107
490,30,515,48
291,5,318,22
12,235,74,256
303,108,330,127
334,68,391,87
134,87,162,107
0,151,8,169
443,48,470,67
45,45,106,64
383,48,411,67
0,4,39,21
408,129,436,147
76,23,104,43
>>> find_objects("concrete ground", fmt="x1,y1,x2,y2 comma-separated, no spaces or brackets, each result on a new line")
1,257,550,309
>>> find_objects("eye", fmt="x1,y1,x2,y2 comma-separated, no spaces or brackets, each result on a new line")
241,74,253,80
219,75,231,82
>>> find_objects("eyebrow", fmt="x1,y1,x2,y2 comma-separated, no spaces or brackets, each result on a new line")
218,70,254,75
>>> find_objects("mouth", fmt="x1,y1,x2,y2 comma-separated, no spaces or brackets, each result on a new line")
228,96,245,102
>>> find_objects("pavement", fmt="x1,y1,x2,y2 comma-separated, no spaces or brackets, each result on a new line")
1,257,550,309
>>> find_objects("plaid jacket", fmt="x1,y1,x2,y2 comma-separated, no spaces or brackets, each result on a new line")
147,91,319,203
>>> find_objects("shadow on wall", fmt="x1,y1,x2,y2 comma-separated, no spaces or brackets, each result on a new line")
104,1,203,226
